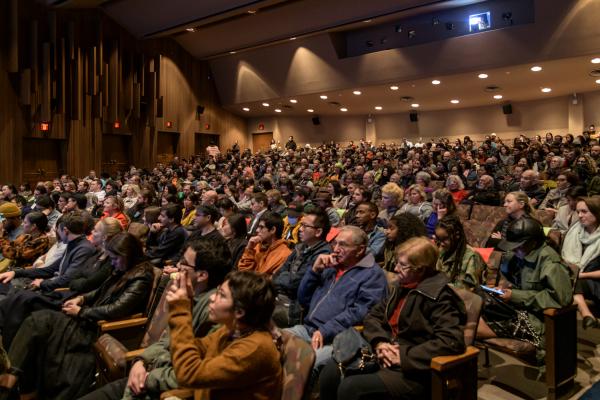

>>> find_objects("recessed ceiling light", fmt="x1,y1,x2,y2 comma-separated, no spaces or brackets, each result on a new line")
450,99,460,104
242,107,250,111
493,95,503,99
478,73,488,79
229,51,236,55
541,87,552,93
411,103,420,108
530,66,542,72
320,95,328,100
596,79,600,84
390,85,399,90
247,10,257,14
289,99,298,103
363,19,372,23
289,37,297,41
353,90,362,95
275,109,282,113
185,28,196,32
262,102,270,107
307,109,314,113
592,58,600,64
432,80,441,85
374,106,383,110
340,107,348,112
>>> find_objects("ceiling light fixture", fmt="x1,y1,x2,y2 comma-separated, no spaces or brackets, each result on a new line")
185,28,196,32
411,103,420,108
390,85,399,91
320,95,328,100
530,66,542,72
353,90,362,95
275,109,282,113
262,102,270,107
289,99,298,103
592,58,600,64
478,73,488,79
307,109,314,113
432,80,441,85
450,99,460,104
229,51,236,54
247,10,257,14
541,87,552,93
289,37,297,41
242,107,250,111
340,107,348,112
374,106,383,110
596,79,600,84
493,95,503,99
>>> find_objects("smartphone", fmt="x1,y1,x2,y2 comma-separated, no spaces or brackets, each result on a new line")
480,285,505,296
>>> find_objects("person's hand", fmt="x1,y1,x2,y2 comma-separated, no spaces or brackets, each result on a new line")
127,360,149,395
150,223,163,233
30,278,44,288
529,198,539,207
62,302,81,316
247,235,262,248
312,254,339,273
63,296,83,308
491,231,502,239
163,265,179,275
311,330,323,350
376,342,401,368
498,287,512,302
0,271,15,284
166,271,193,304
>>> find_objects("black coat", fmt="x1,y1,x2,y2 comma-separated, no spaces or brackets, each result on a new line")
362,272,466,391
8,262,154,399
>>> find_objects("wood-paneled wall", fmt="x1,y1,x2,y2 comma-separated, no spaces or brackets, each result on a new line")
0,0,247,185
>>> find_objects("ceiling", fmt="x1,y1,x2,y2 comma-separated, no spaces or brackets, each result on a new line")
41,0,600,118
231,54,600,116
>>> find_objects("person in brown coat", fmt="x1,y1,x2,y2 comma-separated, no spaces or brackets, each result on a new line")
319,237,466,400
167,270,283,400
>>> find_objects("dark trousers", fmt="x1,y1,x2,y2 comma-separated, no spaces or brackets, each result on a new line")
78,378,127,400
319,359,426,400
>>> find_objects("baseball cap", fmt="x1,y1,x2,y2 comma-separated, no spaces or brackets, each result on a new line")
498,218,544,252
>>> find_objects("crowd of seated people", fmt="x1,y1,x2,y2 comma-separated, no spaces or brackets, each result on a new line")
0,131,596,397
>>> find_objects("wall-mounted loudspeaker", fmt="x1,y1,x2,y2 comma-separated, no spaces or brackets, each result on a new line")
502,104,513,115
409,112,418,122
196,105,205,115
312,116,321,125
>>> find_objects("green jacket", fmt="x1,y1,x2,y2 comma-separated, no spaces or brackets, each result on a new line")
500,244,573,353
436,245,485,289
123,289,217,399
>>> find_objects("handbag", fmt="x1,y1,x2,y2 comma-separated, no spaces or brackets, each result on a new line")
332,327,379,378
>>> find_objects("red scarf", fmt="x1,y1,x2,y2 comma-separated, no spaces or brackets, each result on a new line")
389,282,419,336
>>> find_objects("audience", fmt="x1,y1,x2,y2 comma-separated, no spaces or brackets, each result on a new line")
146,203,186,264
319,237,466,400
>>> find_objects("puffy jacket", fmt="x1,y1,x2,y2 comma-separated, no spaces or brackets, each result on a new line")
298,252,387,343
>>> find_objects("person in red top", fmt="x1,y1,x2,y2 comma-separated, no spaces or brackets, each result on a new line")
101,196,129,231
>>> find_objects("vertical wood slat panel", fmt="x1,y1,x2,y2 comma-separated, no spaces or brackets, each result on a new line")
31,21,38,91
60,38,66,114
109,40,118,122
89,47,97,95
8,0,19,73
41,43,51,121
20,69,31,105
133,82,141,119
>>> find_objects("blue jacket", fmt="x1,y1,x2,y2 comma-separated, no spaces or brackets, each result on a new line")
298,252,387,343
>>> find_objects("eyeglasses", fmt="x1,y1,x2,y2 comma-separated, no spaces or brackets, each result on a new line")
177,260,195,271
300,223,318,229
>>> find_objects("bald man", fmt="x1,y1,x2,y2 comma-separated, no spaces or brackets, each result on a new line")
519,170,546,208
201,190,218,206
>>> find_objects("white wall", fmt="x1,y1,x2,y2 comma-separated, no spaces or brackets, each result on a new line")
245,91,600,149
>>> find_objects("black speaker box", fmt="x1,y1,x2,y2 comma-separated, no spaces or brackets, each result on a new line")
409,112,418,122
502,104,513,115
312,116,321,125
197,105,205,115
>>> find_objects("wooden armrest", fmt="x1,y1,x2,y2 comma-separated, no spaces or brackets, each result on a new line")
354,325,364,332
98,317,148,332
430,346,479,372
125,348,146,361
54,287,69,292
543,304,577,317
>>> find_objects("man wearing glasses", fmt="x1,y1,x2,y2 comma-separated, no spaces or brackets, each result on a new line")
272,207,332,327
287,226,387,373
237,212,291,275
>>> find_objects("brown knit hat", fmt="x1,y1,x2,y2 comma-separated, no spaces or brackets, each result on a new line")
0,202,21,218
